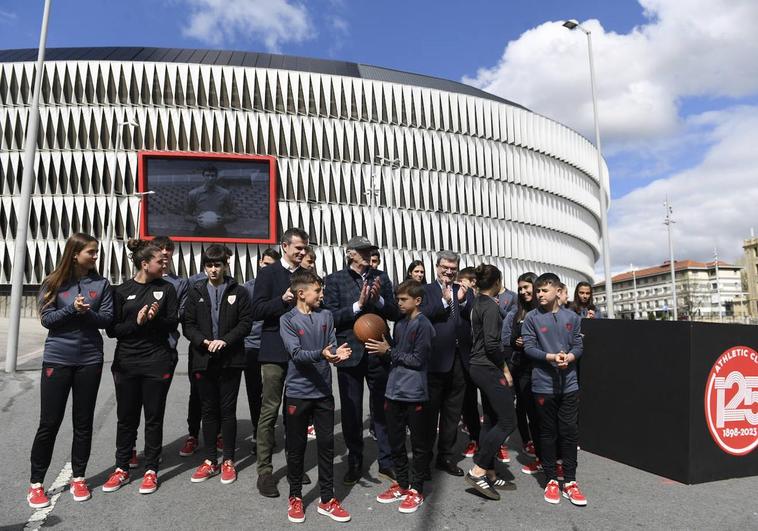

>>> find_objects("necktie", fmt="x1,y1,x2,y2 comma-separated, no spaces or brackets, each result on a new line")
450,285,457,322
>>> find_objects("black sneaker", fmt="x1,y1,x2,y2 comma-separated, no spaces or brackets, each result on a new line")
489,476,517,491
378,467,396,482
343,466,362,486
257,472,280,498
465,472,500,500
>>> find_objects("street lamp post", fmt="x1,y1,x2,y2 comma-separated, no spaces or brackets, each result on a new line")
5,0,52,374
631,263,639,319
563,19,614,319
103,118,139,282
664,198,678,320
714,247,723,322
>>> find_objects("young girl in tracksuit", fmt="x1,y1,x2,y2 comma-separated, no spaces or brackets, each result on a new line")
27,233,114,509
184,244,253,484
102,239,178,495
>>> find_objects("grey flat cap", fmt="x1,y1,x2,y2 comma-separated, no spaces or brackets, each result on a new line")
346,235,378,250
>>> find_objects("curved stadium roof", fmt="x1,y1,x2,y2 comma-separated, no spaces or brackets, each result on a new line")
0,46,526,110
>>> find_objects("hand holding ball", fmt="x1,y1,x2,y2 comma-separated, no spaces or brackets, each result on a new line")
353,314,387,343
197,211,222,229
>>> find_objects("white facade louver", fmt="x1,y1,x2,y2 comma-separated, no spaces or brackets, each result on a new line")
0,48,608,290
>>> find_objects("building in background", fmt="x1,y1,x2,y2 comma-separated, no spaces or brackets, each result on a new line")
0,46,608,314
743,235,758,317
594,260,748,321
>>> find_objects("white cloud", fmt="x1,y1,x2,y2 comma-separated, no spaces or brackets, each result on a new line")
179,0,314,52
606,106,758,273
463,0,758,146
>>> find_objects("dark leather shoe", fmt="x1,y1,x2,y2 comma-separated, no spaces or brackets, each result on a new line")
378,467,396,482
257,472,280,497
343,466,362,486
436,460,464,476
302,472,311,485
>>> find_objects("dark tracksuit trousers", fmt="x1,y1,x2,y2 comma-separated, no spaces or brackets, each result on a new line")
469,364,516,470
243,348,262,440
461,364,481,441
386,399,430,493
508,360,540,457
187,355,202,438
535,392,579,482
285,396,335,503
30,364,103,483
196,364,242,462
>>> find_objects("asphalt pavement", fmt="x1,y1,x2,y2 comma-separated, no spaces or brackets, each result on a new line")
1,318,757,530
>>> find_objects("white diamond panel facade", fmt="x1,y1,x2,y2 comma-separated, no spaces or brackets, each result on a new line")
0,53,608,288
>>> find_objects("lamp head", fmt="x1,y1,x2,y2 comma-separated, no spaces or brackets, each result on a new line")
563,19,579,30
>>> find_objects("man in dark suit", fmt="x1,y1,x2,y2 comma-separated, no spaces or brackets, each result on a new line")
251,227,309,498
323,236,399,485
420,250,474,477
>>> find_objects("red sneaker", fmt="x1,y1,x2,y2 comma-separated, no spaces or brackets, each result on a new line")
398,489,424,513
27,484,50,509
462,440,478,458
496,445,510,463
216,434,224,452
556,462,565,481
523,440,536,457
317,498,351,522
69,478,91,502
288,496,305,523
220,460,237,484
179,436,198,457
129,448,139,469
102,468,129,492
521,460,542,475
139,470,158,494
562,481,588,506
307,425,317,440
544,479,560,504
376,483,407,504
191,460,220,483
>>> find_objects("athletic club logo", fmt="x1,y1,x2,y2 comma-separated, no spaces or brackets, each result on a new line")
565,323,573,332
227,295,236,305
89,290,97,299
153,291,163,301
704,345,758,456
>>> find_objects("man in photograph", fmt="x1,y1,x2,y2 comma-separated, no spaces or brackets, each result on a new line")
184,165,237,236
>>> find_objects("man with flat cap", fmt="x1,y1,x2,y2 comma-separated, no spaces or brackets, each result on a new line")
323,236,399,485
184,165,237,236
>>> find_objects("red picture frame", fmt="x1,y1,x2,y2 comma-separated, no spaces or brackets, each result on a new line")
137,151,278,244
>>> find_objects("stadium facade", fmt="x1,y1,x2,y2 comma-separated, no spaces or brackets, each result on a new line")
0,46,608,298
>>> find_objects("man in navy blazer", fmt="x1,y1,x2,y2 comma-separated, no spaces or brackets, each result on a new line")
323,235,399,485
251,227,309,498
420,250,474,477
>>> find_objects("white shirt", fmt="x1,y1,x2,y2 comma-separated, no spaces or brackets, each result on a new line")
281,256,299,273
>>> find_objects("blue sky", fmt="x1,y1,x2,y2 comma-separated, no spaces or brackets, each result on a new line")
2,0,758,272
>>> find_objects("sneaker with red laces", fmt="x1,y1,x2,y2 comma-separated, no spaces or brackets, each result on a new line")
523,440,536,457
216,435,224,452
462,440,478,458
307,425,317,440
376,483,407,504
69,478,91,502
191,460,220,483
556,462,565,481
102,468,129,492
27,484,50,509
544,479,561,504
562,481,588,506
220,460,237,484
317,498,351,522
496,445,510,463
521,460,542,475
288,496,305,523
139,470,158,494
129,448,138,469
179,436,198,457
398,489,424,514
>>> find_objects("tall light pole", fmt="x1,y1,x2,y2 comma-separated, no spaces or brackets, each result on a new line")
631,263,639,319
714,247,723,322
664,198,678,320
5,0,52,374
563,19,614,318
103,118,139,283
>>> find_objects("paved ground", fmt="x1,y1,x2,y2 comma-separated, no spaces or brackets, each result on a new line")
1,318,757,530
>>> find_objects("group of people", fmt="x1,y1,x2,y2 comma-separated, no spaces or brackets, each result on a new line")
27,227,602,523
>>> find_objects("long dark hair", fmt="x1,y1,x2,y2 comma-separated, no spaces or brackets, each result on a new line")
515,272,538,322
405,260,425,282
40,233,98,310
570,281,595,314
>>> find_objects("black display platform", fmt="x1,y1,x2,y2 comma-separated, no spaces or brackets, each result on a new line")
579,319,758,484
